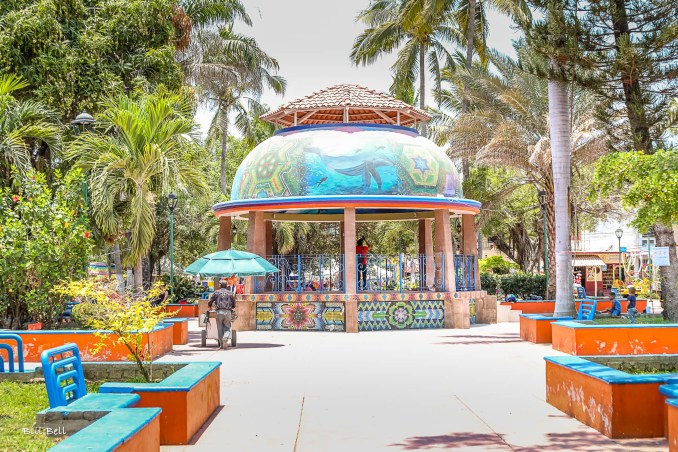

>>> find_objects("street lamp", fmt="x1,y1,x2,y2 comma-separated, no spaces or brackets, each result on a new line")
538,191,549,295
615,228,624,282
231,223,237,239
71,111,96,205
168,193,178,299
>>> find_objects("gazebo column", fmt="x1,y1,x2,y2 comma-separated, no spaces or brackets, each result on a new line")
418,219,434,289
217,216,232,251
239,211,265,331
434,209,468,329
462,214,480,290
265,220,273,256
343,207,358,333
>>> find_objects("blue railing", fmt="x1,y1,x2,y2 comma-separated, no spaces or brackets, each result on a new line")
254,254,345,293
357,253,445,292
254,253,478,293
454,255,477,291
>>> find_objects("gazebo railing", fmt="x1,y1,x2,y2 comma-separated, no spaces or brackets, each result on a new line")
356,253,445,292
454,254,477,291
253,254,345,293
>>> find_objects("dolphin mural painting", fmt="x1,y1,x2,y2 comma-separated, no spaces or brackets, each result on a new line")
304,146,395,192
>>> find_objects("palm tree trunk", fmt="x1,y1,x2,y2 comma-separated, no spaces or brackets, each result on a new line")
220,109,229,194
112,243,125,292
134,257,143,292
418,43,427,136
461,0,476,180
548,75,574,317
545,180,557,300
655,223,678,320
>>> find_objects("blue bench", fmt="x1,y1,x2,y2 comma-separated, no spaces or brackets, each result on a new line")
0,333,25,372
48,408,161,451
38,344,140,433
577,299,598,320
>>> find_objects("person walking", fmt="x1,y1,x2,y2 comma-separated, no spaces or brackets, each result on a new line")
626,286,639,324
208,280,236,349
356,237,370,290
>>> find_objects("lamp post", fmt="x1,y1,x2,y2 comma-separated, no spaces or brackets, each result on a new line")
538,191,549,295
168,193,178,299
231,223,237,243
615,228,624,283
71,111,96,204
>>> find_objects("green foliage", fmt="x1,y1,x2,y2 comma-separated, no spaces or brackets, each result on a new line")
0,0,183,120
498,273,547,299
479,256,517,274
592,150,678,231
480,272,498,295
61,278,174,381
0,170,92,329
160,274,201,302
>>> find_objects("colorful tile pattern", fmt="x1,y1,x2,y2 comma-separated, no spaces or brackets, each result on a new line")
239,291,456,303
357,300,444,331
469,298,476,325
256,302,345,332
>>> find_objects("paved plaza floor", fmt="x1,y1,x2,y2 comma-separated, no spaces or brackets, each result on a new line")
159,321,667,451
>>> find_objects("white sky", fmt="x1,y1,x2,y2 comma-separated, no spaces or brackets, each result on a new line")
195,0,520,135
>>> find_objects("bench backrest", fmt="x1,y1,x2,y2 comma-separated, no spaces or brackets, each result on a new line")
41,344,87,408
0,333,25,373
577,299,598,320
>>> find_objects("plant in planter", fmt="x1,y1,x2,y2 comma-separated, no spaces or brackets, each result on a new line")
55,278,175,381
159,274,201,303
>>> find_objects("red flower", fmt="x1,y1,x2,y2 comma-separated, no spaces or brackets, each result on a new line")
84,231,91,239
11,195,19,202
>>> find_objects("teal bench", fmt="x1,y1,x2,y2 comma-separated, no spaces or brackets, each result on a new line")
48,408,161,451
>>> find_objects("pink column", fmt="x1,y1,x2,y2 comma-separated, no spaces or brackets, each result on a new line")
343,208,358,333
418,219,434,289
462,214,480,289
433,209,455,293
217,216,231,251
240,211,265,331
265,220,273,256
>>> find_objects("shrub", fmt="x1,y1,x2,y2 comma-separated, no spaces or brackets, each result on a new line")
57,278,174,381
498,273,547,299
480,273,499,295
478,256,518,275
159,274,201,302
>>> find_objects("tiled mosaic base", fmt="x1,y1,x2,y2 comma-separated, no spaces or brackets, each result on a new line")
357,300,444,331
256,302,345,332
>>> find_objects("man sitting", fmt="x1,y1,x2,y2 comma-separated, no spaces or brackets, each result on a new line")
598,292,622,317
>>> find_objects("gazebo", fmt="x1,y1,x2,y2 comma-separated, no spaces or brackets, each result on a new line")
213,84,489,333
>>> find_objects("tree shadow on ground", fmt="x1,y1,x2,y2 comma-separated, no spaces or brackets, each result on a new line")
439,334,520,339
389,432,508,450
436,339,524,345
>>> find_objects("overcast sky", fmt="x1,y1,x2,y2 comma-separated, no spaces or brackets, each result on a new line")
195,0,521,135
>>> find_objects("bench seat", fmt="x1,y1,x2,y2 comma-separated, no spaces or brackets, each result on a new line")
49,407,161,452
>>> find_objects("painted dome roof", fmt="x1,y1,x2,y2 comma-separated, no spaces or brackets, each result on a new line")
230,124,462,201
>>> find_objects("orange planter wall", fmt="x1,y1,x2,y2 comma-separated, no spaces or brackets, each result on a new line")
520,315,572,343
116,412,161,452
163,319,189,345
546,357,666,438
165,304,198,318
668,401,678,452
552,321,678,355
0,325,173,362
100,362,221,445
502,300,647,314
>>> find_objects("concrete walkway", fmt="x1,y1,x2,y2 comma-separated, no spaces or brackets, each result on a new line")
159,322,667,451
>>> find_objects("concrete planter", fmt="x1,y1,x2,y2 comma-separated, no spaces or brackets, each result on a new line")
519,314,572,343
545,355,678,438
165,303,199,318
162,318,189,345
0,325,173,362
552,320,678,355
100,362,221,445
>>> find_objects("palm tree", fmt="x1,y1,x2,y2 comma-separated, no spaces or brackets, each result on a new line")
184,27,285,193
0,74,60,184
430,50,607,299
65,92,207,290
351,0,468,115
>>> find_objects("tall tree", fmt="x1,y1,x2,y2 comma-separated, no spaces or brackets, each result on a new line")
65,92,207,290
430,50,607,298
351,0,468,116
579,0,678,152
0,74,60,184
184,27,285,193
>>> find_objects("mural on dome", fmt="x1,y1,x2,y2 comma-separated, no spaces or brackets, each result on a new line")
231,125,461,201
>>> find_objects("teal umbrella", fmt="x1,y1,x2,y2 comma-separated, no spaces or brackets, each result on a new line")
183,249,279,277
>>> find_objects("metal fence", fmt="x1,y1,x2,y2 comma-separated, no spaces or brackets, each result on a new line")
254,254,345,293
254,253,477,293
454,254,477,291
